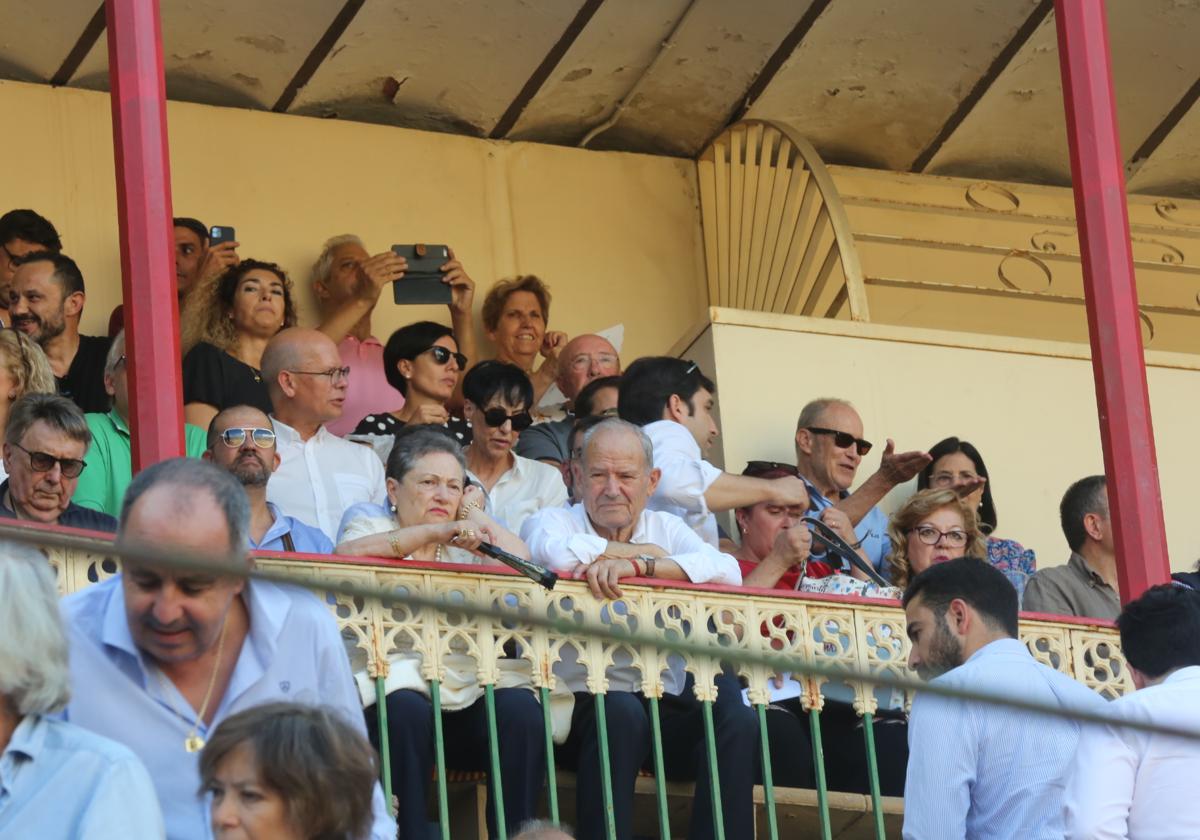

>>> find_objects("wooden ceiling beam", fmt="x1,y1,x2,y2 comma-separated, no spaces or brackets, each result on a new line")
50,3,106,87
272,0,366,113
1127,76,1200,173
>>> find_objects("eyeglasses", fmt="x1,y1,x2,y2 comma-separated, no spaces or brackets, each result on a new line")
743,460,801,479
10,442,86,478
481,408,533,431
569,352,619,372
219,427,276,449
909,525,969,547
806,426,873,456
287,366,350,385
422,346,467,368
931,470,981,488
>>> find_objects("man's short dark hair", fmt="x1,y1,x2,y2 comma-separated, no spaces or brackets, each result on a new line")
5,393,91,448
568,413,608,460
902,557,1019,638
1117,584,1200,679
18,251,85,296
1060,475,1107,553
174,217,209,245
463,360,533,412
617,357,715,427
0,210,62,252
575,375,621,418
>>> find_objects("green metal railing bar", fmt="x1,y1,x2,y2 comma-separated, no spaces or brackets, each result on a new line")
755,704,779,840
809,709,832,840
593,693,619,840
701,699,726,840
539,686,560,823
484,684,508,840
648,697,672,839
374,677,394,813
862,711,886,840
430,680,451,840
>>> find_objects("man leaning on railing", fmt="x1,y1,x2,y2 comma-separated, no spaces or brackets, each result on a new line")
521,417,751,840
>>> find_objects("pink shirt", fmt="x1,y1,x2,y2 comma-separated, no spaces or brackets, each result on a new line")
328,335,405,437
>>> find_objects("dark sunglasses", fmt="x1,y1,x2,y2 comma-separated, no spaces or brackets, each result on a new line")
743,460,801,479
10,442,86,478
423,345,467,368
219,427,276,448
481,408,533,431
806,426,873,456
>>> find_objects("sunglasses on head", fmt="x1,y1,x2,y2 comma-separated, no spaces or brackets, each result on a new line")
806,426,873,456
219,427,276,449
11,442,85,478
481,408,533,431
743,460,801,479
423,345,467,368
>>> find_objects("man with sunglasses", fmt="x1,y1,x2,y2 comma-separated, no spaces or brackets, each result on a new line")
203,405,332,554
0,392,115,531
618,356,810,547
794,398,931,577
262,328,387,542
74,331,209,517
0,209,61,323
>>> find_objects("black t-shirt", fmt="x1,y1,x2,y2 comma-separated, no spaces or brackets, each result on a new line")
352,411,472,446
57,334,112,414
182,341,273,415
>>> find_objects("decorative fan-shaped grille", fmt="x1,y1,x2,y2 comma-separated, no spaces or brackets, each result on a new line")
697,120,869,321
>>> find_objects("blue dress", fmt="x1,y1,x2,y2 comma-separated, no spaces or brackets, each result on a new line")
987,536,1036,599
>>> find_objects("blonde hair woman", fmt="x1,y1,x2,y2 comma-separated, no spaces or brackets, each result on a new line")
887,488,988,589
0,328,57,480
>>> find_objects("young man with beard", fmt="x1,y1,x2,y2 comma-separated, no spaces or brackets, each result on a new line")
9,251,110,413
0,209,62,322
204,404,331,553
901,558,1104,839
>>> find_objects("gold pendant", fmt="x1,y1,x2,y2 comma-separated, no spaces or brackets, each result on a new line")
185,735,206,753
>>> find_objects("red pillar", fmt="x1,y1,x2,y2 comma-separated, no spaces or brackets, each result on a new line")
105,0,184,469
1053,0,1170,601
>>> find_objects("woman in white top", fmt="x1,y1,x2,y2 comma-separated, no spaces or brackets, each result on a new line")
0,328,56,481
334,427,542,840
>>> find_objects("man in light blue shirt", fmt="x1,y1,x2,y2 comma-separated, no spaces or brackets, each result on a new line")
0,540,162,839
901,557,1105,840
203,405,332,554
60,458,393,840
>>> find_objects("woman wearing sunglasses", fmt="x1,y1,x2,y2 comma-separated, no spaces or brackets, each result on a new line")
352,321,472,458
460,360,567,534
0,327,56,481
916,436,1036,597
333,427,542,840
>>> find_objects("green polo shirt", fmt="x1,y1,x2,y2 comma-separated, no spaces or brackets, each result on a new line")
74,410,209,517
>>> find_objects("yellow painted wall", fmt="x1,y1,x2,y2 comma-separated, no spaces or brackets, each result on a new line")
0,79,707,361
680,308,1200,575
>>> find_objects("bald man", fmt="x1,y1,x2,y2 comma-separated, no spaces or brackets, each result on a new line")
261,328,385,541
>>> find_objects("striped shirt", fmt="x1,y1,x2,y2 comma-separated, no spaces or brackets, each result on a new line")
903,638,1106,839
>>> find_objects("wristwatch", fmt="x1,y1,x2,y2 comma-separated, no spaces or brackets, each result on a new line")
635,554,657,578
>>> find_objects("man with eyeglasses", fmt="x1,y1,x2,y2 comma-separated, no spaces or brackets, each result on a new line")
203,404,332,554
0,209,62,323
0,392,115,531
261,328,386,542
793,398,931,577
515,333,621,467
74,331,209,517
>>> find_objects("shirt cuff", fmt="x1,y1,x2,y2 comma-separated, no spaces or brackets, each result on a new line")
565,534,608,565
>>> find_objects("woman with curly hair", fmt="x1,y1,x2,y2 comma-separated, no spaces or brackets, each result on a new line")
181,259,297,429
887,488,988,589
0,327,55,481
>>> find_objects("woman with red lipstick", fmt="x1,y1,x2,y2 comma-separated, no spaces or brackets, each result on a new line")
886,488,988,589
181,260,298,431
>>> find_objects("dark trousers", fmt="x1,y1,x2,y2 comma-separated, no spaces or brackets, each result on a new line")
557,692,651,840
366,687,545,839
763,697,908,797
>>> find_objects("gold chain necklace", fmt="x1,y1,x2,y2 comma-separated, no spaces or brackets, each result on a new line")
152,615,229,752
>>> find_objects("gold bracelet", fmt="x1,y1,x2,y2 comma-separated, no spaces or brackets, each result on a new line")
389,533,405,558
458,501,482,521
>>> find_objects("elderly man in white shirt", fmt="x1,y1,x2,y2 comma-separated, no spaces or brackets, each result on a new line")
521,418,754,840
616,356,810,547
902,558,1105,840
1064,583,1200,840
262,328,386,542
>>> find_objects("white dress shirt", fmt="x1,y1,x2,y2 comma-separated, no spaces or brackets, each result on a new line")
521,503,741,696
642,420,722,547
469,452,567,535
903,637,1106,840
1064,665,1200,840
266,417,386,542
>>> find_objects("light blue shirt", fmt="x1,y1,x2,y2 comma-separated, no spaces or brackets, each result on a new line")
60,576,396,840
801,475,892,577
903,637,1107,840
0,714,164,839
250,502,334,554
